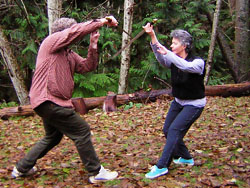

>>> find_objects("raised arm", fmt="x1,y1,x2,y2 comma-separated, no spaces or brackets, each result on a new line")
143,23,171,68
48,16,118,53
73,31,100,74
143,23,159,45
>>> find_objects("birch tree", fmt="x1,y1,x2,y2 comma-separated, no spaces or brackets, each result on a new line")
0,26,29,105
118,0,134,94
47,0,62,35
204,0,222,85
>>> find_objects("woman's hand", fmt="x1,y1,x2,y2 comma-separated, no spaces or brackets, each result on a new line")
143,23,154,36
90,31,100,49
157,43,168,55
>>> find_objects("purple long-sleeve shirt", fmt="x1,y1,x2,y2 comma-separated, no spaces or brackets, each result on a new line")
29,20,103,109
151,43,206,107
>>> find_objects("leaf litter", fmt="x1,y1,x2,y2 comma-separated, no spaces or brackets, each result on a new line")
0,96,249,187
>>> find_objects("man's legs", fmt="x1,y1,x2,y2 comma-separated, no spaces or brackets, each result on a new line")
35,102,101,175
16,102,63,173
16,101,100,175
14,101,118,181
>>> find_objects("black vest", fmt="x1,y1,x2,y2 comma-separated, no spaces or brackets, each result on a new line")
171,53,206,99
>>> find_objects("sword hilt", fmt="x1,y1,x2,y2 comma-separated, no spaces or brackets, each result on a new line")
150,19,158,26
105,16,112,23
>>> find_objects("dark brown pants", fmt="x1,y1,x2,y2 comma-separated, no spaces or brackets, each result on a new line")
16,101,101,176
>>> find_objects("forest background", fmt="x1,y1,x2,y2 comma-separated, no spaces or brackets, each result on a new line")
0,1,249,187
0,0,249,106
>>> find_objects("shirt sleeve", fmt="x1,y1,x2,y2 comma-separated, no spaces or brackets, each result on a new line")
48,20,103,53
150,43,205,75
69,46,99,74
151,43,171,68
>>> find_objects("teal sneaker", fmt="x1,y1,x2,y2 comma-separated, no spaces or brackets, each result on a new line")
145,165,168,179
173,157,194,166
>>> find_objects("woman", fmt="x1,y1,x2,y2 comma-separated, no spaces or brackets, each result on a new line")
143,23,206,179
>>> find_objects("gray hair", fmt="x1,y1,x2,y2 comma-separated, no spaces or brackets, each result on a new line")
170,29,193,53
51,17,77,34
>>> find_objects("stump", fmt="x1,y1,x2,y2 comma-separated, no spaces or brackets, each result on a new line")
71,98,88,115
103,92,117,112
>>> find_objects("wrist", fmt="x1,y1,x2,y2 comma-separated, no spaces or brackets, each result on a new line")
90,43,98,49
149,30,155,37
99,18,107,25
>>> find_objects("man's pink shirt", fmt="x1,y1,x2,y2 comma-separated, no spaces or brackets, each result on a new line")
29,20,103,109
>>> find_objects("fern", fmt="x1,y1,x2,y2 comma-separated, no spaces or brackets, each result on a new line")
73,73,118,97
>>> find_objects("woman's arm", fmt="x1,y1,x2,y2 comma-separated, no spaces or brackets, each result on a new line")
164,51,205,74
143,23,171,68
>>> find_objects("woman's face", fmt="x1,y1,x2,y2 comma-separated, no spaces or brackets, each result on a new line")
170,38,186,56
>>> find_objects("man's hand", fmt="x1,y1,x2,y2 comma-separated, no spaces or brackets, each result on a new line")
100,16,118,27
90,31,100,49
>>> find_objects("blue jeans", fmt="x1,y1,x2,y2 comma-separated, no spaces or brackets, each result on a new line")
157,99,204,168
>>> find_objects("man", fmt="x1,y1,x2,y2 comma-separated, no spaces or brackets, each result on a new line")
12,16,119,184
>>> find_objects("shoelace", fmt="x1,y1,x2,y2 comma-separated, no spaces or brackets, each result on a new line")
149,166,156,172
176,157,181,163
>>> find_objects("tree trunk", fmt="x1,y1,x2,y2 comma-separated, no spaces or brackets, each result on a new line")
204,0,222,85
1,82,249,120
47,0,62,35
228,0,236,16
205,12,238,83
118,0,134,94
0,26,29,105
234,0,249,82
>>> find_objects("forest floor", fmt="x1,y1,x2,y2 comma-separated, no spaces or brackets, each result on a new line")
0,96,249,188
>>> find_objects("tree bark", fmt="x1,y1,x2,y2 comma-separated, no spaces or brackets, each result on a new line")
205,12,238,83
204,0,222,85
102,92,118,112
234,0,249,82
228,0,236,16
118,0,134,94
0,26,29,105
1,82,249,120
47,0,62,35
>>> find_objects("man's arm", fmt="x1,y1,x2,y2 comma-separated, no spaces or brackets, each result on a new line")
73,31,100,73
48,16,118,53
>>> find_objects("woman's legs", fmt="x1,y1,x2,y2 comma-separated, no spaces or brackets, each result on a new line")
157,104,204,168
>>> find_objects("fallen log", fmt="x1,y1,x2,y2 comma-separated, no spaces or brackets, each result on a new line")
0,82,249,120
205,82,250,97
0,89,172,120
0,105,34,120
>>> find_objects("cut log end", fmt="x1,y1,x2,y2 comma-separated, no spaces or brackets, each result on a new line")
71,98,88,115
103,92,118,113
